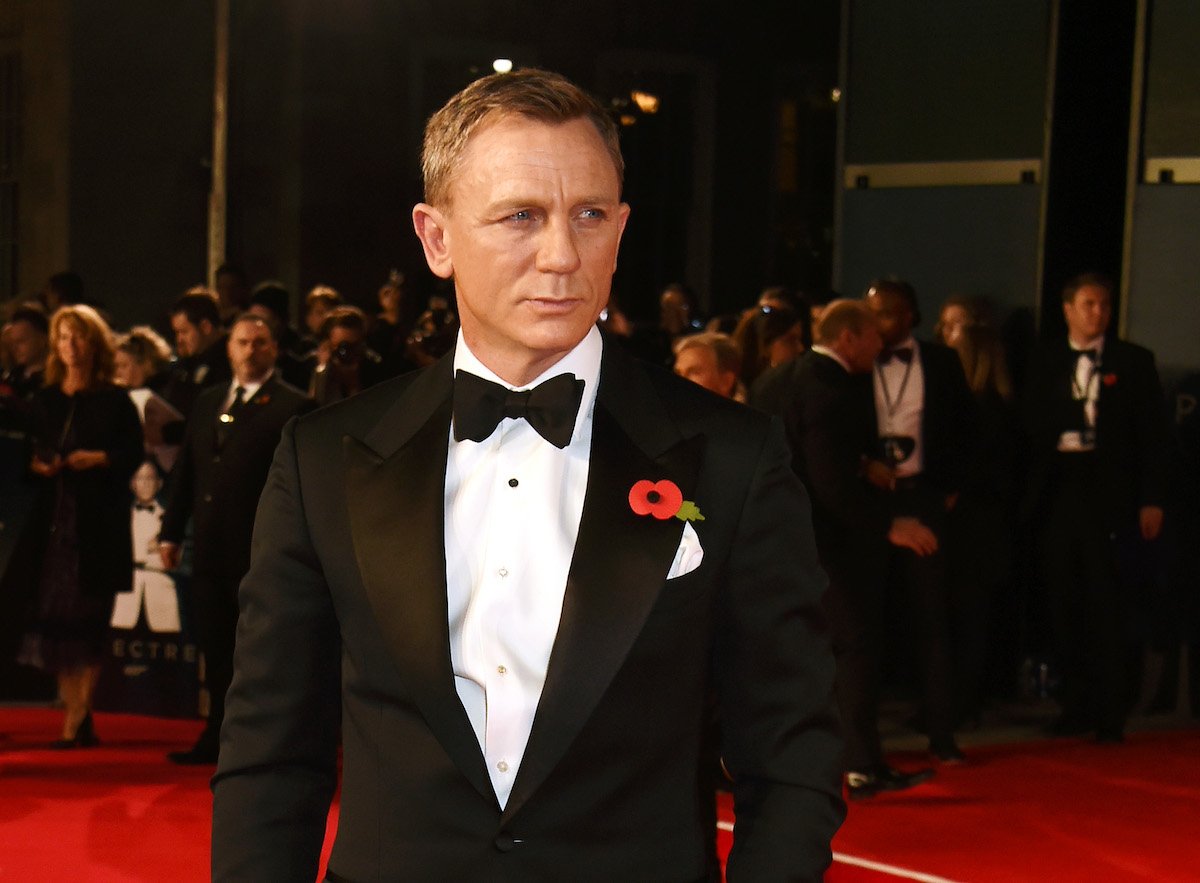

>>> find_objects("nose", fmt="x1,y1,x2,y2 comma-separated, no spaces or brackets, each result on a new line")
535,217,582,274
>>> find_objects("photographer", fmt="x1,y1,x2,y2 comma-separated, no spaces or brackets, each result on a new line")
308,305,389,406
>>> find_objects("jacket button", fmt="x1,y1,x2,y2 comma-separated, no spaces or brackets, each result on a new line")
202,494,213,503
493,833,516,853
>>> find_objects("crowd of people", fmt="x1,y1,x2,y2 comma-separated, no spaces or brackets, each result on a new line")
0,262,1194,790
2,66,1198,880
0,270,453,754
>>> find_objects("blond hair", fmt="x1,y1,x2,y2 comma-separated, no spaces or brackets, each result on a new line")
421,68,623,208
44,304,117,387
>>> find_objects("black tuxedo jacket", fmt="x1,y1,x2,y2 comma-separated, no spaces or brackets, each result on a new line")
161,374,313,579
905,339,976,495
211,340,843,882
777,351,889,557
159,336,232,422
1022,337,1169,528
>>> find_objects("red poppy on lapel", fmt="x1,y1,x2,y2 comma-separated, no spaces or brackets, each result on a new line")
629,479,683,520
1102,373,1117,387
628,479,705,522
256,394,271,405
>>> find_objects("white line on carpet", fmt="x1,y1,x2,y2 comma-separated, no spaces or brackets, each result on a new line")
715,822,960,883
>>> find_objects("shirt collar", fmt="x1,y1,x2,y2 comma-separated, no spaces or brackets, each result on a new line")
453,325,603,443
810,345,851,373
229,371,272,401
1069,335,1105,354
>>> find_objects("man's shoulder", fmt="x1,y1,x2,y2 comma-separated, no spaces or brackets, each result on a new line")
1107,337,1157,366
263,376,314,410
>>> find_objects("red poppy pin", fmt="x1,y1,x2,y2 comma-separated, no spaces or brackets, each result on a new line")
1102,373,1117,387
256,394,271,405
628,479,704,522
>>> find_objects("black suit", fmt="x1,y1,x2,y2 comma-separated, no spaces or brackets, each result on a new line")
211,340,844,882
876,340,975,747
1023,337,1169,733
778,351,891,771
161,373,313,742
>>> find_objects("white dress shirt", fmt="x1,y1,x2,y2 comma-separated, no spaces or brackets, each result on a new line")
1058,335,1105,452
873,335,925,477
444,325,601,808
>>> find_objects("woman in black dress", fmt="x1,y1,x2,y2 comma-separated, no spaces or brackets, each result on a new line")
19,305,143,747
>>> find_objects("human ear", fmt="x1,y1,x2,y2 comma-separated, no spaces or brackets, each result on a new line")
412,204,454,279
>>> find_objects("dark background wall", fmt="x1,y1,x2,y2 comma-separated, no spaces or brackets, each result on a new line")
11,0,841,329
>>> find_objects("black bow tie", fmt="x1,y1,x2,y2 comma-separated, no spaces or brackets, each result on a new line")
453,370,585,449
880,346,913,365
1074,347,1100,363
134,502,157,512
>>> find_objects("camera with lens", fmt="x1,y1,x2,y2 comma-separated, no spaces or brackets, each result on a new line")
332,340,361,366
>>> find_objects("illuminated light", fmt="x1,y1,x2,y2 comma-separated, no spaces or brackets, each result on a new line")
619,114,637,127
492,58,514,74
630,90,660,114
830,87,843,103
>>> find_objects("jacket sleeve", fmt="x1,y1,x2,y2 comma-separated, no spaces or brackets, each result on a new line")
784,379,889,537
715,417,846,882
158,404,198,545
210,416,341,881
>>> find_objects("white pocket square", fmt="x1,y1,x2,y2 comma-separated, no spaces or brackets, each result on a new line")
666,522,704,579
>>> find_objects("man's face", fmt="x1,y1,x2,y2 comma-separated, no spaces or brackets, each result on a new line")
171,312,209,358
674,344,736,398
1063,284,1112,342
865,289,912,348
7,320,47,368
660,289,690,335
413,114,630,384
227,320,277,383
844,323,884,373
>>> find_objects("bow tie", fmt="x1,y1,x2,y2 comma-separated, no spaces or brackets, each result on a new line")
134,502,157,512
1073,347,1100,363
453,370,585,449
880,346,913,365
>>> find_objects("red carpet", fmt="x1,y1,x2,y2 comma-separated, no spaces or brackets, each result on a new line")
2,708,1198,881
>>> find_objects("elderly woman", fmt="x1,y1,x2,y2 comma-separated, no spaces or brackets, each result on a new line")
18,305,143,748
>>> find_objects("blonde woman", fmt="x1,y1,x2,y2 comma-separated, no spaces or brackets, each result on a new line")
19,305,143,748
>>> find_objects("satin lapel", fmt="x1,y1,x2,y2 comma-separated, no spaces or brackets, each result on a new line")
502,343,705,822
344,355,497,809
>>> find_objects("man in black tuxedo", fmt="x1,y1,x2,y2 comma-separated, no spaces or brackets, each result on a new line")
776,300,938,798
160,290,232,424
159,313,313,764
864,278,975,763
1023,273,1169,742
211,70,842,881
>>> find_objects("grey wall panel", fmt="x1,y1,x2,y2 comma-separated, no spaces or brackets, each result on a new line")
1126,186,1200,381
1143,0,1200,159
840,185,1042,317
845,0,1050,164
